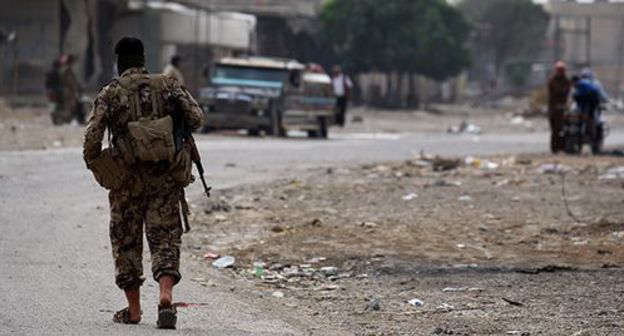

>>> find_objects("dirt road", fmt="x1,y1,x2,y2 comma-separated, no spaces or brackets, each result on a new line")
2,106,624,335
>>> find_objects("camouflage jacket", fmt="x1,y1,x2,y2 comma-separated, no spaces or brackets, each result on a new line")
83,67,203,189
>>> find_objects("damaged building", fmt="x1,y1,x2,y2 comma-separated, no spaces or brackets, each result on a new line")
0,0,258,94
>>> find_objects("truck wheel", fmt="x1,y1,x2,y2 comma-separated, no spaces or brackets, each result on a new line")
248,129,261,136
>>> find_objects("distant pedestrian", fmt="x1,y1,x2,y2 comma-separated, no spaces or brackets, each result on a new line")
547,61,572,153
332,65,353,127
59,54,81,124
45,59,63,125
163,55,185,86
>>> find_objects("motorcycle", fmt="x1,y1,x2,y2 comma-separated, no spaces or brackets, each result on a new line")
562,103,608,155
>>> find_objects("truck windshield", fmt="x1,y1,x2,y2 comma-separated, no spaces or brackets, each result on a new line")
213,65,288,88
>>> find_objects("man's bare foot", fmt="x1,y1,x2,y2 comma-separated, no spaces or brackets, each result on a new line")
122,288,142,323
128,307,142,322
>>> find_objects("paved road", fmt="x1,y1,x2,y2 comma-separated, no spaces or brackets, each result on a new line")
1,130,623,335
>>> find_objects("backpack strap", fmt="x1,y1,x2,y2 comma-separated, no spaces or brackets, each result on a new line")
149,75,167,118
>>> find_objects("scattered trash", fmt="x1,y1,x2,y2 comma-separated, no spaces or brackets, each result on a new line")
448,120,482,134
599,166,624,180
436,303,454,311
360,221,378,228
465,156,499,169
506,331,530,336
408,298,424,308
272,291,284,298
315,284,340,291
253,262,266,277
212,256,235,269
320,266,339,277
203,252,219,260
455,244,466,249
537,163,570,175
402,192,418,201
52,140,62,147
305,257,327,264
366,298,381,311
214,214,228,222
458,195,473,202
225,162,237,168
502,297,524,307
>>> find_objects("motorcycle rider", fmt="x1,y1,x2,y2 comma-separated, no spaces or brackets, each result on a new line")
571,75,601,141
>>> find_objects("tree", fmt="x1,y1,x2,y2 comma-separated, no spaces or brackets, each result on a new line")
320,0,472,106
459,0,550,73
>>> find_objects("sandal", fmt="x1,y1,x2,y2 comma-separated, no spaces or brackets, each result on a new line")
112,307,140,324
157,304,177,329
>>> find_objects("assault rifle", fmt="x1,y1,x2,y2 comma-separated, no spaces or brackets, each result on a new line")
171,97,211,199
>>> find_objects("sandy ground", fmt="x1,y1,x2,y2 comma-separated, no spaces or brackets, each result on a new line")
186,154,624,335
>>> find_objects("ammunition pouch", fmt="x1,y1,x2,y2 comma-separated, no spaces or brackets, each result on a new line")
169,143,194,187
126,115,176,162
89,148,128,190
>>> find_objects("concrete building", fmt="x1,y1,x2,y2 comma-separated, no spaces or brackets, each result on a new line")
0,0,257,95
548,0,624,98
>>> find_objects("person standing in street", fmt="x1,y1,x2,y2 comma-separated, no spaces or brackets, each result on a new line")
547,61,572,153
45,59,64,125
83,37,203,329
59,54,81,124
332,65,353,127
163,55,185,86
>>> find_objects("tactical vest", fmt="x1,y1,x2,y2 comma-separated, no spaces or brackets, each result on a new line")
116,73,176,163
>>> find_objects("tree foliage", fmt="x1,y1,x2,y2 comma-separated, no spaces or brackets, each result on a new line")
459,0,550,71
320,0,471,81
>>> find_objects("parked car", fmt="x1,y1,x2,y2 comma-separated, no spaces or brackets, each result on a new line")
198,56,335,138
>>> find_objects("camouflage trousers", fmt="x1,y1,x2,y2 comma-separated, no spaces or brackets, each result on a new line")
109,187,183,290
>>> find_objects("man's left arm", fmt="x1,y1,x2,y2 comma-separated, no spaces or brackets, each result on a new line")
173,85,203,131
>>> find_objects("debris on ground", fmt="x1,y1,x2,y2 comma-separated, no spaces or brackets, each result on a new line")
537,163,571,175
402,192,418,201
502,297,524,307
447,120,482,134
185,154,624,335
408,298,424,308
599,166,624,180
366,298,381,311
203,252,220,260
212,256,235,269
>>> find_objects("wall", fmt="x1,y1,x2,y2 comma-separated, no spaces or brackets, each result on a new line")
0,0,60,93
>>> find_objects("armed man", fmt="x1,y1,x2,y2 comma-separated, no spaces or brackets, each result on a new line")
83,37,204,329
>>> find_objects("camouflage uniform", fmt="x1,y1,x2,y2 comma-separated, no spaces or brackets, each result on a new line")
60,65,80,123
83,67,203,290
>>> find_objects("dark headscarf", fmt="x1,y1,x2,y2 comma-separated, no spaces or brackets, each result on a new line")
114,37,145,75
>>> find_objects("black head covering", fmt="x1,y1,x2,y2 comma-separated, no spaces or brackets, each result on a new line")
114,37,145,75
